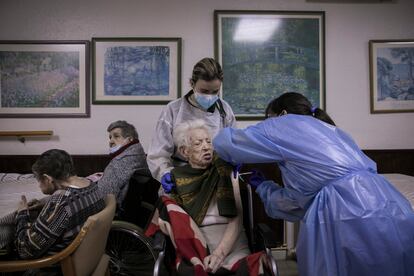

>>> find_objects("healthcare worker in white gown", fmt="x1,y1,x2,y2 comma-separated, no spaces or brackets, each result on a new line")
147,58,235,193
213,92,414,276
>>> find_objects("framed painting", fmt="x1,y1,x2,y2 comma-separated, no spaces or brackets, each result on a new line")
215,10,325,120
0,40,90,118
369,40,414,113
92,37,182,104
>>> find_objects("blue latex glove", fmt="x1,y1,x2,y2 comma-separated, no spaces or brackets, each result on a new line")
161,172,175,193
233,164,243,178
248,170,266,188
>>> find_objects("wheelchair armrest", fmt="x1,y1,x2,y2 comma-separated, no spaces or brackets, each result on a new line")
152,231,167,276
152,231,166,252
255,223,282,248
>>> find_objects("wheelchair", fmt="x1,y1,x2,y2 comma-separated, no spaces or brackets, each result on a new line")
105,169,160,276
151,177,282,276
106,169,282,276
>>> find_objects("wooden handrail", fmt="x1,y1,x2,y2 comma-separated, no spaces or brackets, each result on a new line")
0,131,53,137
0,131,53,143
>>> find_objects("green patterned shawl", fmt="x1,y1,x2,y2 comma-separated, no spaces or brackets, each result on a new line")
171,156,237,225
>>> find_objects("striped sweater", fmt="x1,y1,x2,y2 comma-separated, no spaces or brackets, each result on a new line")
15,181,105,259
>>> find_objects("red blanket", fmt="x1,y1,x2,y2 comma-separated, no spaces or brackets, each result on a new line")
145,196,271,275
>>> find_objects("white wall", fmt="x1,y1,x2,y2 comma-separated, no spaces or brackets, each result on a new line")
0,0,413,155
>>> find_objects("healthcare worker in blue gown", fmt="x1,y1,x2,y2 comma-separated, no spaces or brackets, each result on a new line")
213,92,414,276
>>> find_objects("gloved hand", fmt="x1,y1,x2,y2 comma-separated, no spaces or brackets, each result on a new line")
232,164,243,178
248,170,266,188
161,172,175,193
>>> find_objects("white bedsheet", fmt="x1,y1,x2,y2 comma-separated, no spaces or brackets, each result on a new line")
382,173,414,209
0,173,44,218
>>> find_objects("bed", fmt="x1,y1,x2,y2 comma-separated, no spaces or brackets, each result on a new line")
382,173,414,208
0,173,44,218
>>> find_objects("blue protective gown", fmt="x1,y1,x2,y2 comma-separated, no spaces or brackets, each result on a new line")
213,114,414,276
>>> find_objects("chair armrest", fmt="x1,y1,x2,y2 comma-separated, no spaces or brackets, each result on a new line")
255,223,282,249
152,231,166,252
141,202,155,212
152,231,167,276
0,220,94,272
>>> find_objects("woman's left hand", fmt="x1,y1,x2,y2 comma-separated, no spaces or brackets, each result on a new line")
203,251,225,273
17,195,29,213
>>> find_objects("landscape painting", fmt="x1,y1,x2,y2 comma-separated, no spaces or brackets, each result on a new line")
370,40,414,113
215,11,325,119
93,37,181,104
0,41,89,117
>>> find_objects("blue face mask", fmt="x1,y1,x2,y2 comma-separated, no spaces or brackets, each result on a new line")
194,91,219,109
109,144,122,154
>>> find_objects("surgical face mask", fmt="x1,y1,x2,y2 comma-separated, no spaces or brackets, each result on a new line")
109,144,122,154
194,91,219,109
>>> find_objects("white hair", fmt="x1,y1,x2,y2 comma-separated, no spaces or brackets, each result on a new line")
173,119,212,149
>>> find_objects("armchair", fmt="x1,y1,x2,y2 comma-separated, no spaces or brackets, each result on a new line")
0,194,116,276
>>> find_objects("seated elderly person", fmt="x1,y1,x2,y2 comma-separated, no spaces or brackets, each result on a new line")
90,120,150,212
146,120,267,275
14,149,105,273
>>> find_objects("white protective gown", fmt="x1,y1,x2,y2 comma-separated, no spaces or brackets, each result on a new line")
147,91,236,182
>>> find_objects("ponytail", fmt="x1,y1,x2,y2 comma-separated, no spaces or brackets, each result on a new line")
312,107,336,126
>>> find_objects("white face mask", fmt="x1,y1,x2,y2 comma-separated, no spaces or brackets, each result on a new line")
109,144,122,154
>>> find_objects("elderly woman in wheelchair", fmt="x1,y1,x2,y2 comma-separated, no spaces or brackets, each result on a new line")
146,119,274,275
87,120,150,214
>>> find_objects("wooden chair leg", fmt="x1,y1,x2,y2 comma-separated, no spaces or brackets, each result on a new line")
60,256,76,276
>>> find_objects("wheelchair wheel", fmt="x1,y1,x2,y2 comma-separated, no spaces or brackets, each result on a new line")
106,221,156,276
